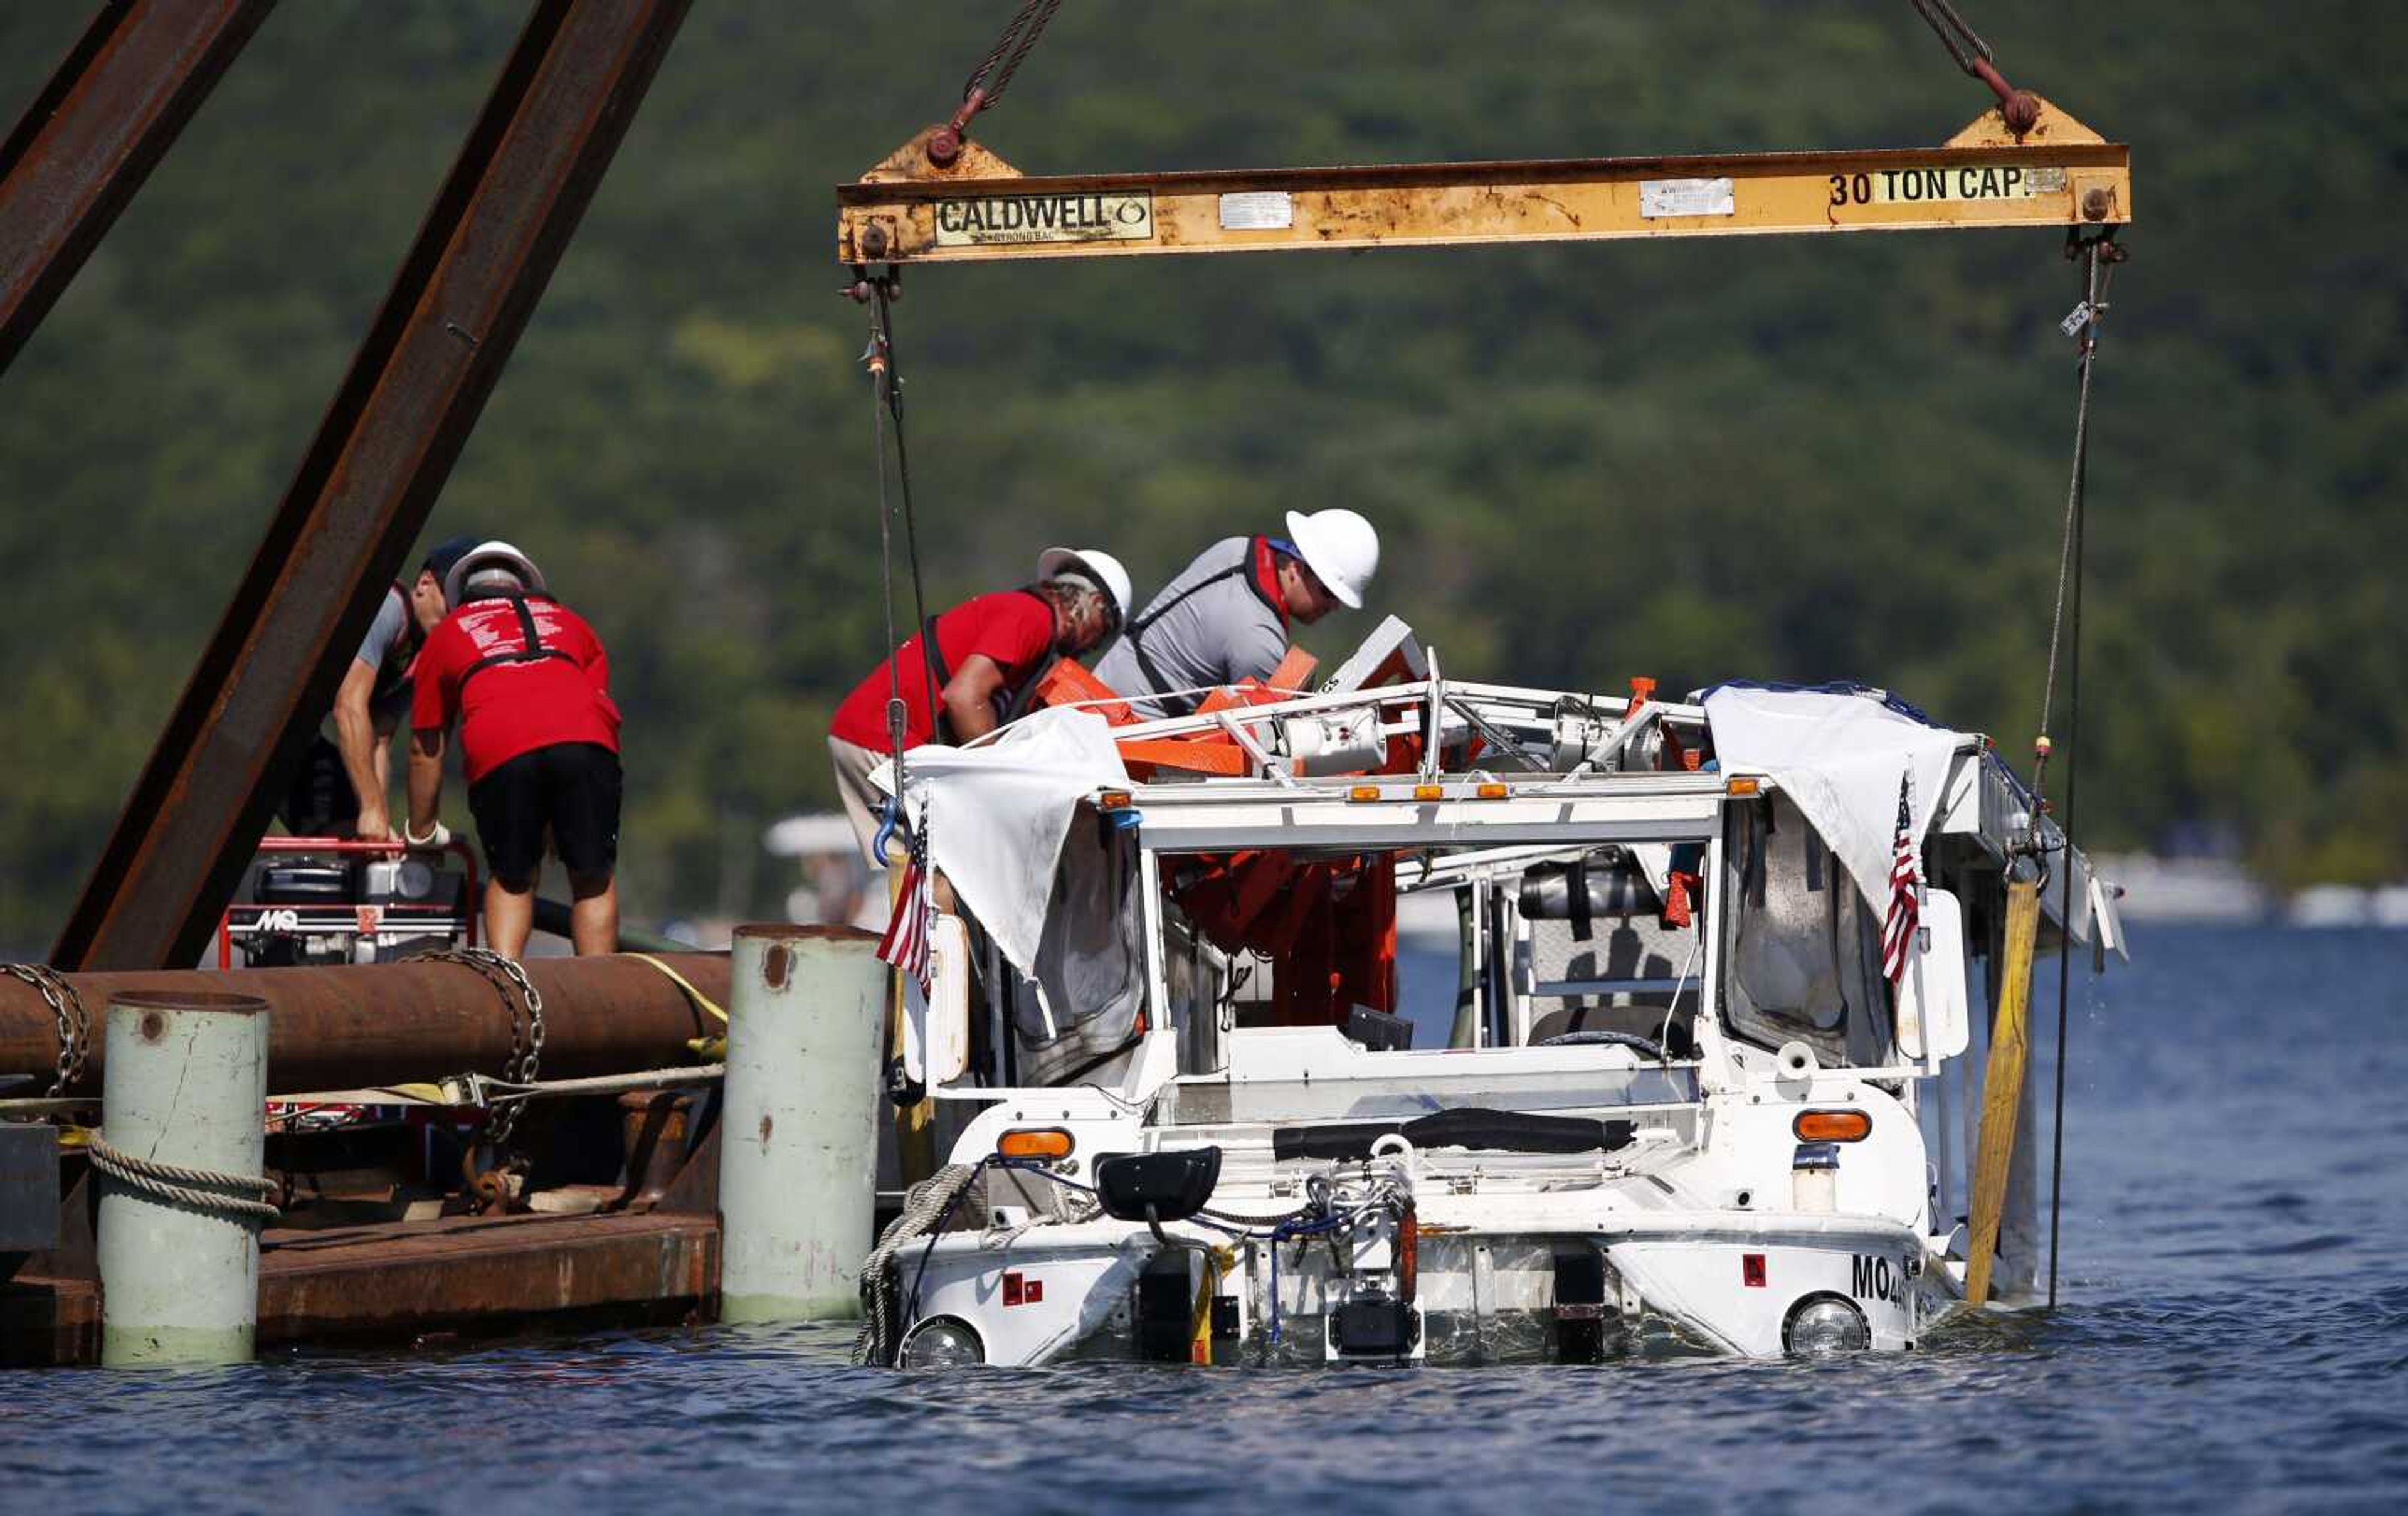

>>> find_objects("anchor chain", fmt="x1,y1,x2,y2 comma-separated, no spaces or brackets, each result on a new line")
410,948,546,1150
3,963,92,1097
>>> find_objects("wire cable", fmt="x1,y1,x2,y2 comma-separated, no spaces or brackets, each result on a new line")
960,0,1065,110
872,281,944,747
2044,240,2109,1312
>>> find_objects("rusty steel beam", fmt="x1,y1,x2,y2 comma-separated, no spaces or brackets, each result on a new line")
0,950,736,1097
0,0,274,375
51,0,692,970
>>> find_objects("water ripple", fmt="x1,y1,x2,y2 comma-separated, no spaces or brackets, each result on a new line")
3,926,2404,1513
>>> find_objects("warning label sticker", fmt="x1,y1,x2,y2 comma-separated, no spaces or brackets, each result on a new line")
1827,164,2066,207
1640,177,1735,219
1218,190,1294,231
934,191,1154,246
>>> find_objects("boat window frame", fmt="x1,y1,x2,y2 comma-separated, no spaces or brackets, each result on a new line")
1131,800,1728,1071
1716,793,1907,1071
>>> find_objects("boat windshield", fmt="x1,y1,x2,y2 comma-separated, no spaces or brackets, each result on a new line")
1141,825,1718,1075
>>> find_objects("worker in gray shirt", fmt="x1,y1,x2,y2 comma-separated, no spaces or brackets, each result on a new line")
280,534,480,840
1094,509,1380,719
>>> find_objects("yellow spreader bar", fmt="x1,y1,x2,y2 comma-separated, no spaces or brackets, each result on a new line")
837,98,2129,267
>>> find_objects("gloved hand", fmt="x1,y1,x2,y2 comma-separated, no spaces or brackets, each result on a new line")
403,818,452,849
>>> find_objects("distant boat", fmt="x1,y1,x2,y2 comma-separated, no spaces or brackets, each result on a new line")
2090,852,2266,925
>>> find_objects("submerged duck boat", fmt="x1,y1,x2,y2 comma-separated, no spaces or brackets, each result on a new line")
857,623,2123,1367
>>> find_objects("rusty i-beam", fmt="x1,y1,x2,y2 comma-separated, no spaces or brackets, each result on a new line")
52,0,692,971
0,0,275,376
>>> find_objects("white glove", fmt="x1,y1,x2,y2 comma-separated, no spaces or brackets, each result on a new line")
403,818,452,849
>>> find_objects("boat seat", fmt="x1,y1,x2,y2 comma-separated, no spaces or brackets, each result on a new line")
1517,911,1699,1036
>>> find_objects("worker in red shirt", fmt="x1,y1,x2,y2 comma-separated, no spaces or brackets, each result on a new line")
405,541,623,957
828,546,1132,859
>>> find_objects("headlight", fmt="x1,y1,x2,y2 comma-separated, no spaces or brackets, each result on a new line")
1783,1294,1870,1357
900,1317,985,1369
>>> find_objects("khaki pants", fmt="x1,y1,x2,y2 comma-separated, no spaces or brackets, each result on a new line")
828,735,898,864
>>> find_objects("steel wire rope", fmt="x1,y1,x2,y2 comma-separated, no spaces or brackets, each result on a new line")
1906,0,1995,72
867,282,944,756
959,0,1065,112
864,295,908,805
1904,0,2037,130
2041,240,2111,1312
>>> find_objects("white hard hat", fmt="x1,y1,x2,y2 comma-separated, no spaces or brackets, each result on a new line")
443,539,548,607
1283,507,1379,610
1037,546,1134,625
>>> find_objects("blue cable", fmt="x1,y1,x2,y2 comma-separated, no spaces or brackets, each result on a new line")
1265,1212,1347,1345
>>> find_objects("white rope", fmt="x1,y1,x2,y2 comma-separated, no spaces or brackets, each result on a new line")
852,1161,980,1366
86,1133,281,1225
485,1064,724,1104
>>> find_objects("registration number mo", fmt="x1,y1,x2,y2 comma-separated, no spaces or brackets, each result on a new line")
1827,164,2066,207
1851,1253,1907,1305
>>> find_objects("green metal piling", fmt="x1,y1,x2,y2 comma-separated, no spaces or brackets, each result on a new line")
95,990,271,1365
718,926,884,1323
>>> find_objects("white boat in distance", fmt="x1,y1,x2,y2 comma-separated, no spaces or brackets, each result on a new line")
856,619,2124,1367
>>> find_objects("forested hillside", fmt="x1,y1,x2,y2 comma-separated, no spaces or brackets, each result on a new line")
1,3,2400,945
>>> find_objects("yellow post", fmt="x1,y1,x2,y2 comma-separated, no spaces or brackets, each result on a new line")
1965,875,2043,1305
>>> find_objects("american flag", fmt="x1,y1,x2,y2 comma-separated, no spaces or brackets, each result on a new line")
1879,768,1923,987
878,829,936,995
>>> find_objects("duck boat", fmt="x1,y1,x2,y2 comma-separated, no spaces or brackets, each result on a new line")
854,622,2123,1367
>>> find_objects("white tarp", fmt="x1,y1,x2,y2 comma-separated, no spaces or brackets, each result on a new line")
1701,687,1965,913
873,707,1131,972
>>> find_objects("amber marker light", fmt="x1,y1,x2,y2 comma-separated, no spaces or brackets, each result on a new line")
1792,1110,1872,1143
1348,785,1382,802
1412,783,1445,802
1726,776,1762,797
1476,782,1508,800
1097,790,1133,810
997,1128,1075,1160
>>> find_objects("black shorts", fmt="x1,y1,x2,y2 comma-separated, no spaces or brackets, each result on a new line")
467,743,621,889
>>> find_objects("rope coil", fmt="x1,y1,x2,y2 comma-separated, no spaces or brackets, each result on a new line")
853,1160,981,1366
86,1133,280,1225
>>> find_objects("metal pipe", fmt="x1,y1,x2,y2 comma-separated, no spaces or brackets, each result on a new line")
97,990,270,1365
0,953,731,1097
719,925,884,1323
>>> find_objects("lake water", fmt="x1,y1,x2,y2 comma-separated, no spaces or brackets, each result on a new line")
3,925,2404,1513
